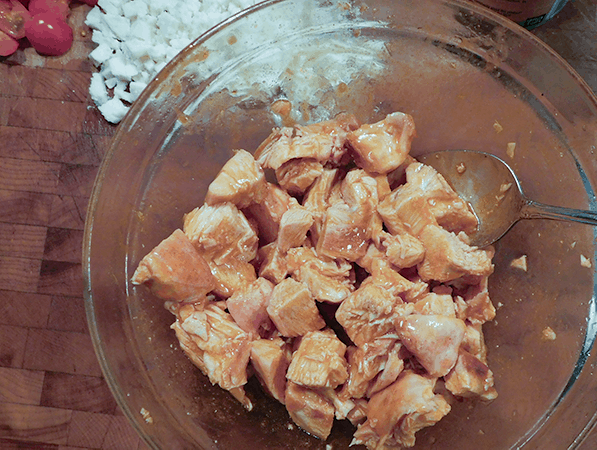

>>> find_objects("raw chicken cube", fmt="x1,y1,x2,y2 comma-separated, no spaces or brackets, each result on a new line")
336,281,399,347
285,381,335,440
413,292,457,317
461,322,488,363
316,170,379,261
246,182,294,244
266,278,325,337
381,230,426,268
250,337,291,403
348,111,416,174
131,229,216,303
377,161,478,237
286,329,349,389
205,149,267,208
444,349,498,401
459,275,496,324
405,162,478,235
287,246,353,304
173,303,254,407
302,168,340,244
275,158,324,194
277,204,314,252
209,257,257,299
352,371,450,449
342,337,404,399
255,114,359,170
395,314,466,377
183,203,258,265
257,242,288,284
226,277,274,335
417,224,493,282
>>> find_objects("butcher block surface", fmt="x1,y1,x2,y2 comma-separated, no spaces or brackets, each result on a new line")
0,1,596,449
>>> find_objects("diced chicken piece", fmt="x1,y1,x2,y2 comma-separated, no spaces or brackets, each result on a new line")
275,158,324,195
209,258,257,298
342,337,404,399
183,203,258,264
364,258,414,298
377,161,478,238
205,149,267,208
257,243,288,284
381,230,426,268
250,337,291,404
303,168,340,216
132,229,216,303
413,292,456,317
321,388,356,420
368,343,405,397
378,189,437,237
403,276,430,303
336,281,400,347
395,314,466,377
352,371,450,449
374,174,392,201
285,381,335,440
277,204,314,252
316,170,379,261
348,111,416,174
444,349,498,402
226,277,274,335
461,322,488,363
255,114,359,170
287,246,353,304
406,162,478,234
460,276,496,324
246,182,294,244
287,329,349,389
173,303,254,407
417,224,494,283
303,168,341,244
267,278,325,337
347,399,368,426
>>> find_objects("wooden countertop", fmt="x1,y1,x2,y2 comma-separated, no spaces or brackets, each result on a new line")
0,1,595,449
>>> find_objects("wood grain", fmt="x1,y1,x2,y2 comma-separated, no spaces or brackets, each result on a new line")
0,1,595,449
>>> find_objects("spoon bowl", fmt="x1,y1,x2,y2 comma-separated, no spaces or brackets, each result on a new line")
419,150,597,247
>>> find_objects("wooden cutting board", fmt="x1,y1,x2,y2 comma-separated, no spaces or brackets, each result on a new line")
0,1,595,449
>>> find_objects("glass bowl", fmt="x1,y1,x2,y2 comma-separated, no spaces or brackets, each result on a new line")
83,0,597,448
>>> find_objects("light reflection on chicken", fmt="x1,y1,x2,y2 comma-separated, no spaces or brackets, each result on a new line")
132,110,500,449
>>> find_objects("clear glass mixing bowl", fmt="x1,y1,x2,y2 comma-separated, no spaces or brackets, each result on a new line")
83,0,597,448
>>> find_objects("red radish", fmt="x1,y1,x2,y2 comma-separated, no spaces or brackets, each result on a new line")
28,0,69,19
0,28,18,55
25,12,72,55
0,0,31,40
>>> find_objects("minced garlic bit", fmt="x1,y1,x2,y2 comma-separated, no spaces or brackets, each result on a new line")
510,255,528,272
140,407,154,424
493,121,503,133
499,182,512,193
581,254,592,268
506,142,516,159
456,162,466,174
542,326,557,341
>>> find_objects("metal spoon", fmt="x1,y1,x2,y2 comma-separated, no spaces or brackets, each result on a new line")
418,149,597,247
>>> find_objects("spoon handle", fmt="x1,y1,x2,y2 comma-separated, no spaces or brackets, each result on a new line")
522,199,597,227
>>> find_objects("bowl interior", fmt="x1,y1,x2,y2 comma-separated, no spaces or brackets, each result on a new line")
84,0,597,448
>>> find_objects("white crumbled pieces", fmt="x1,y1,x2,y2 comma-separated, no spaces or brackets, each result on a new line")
85,0,260,123
581,254,592,268
510,254,528,272
493,120,503,133
506,142,516,159
541,326,557,341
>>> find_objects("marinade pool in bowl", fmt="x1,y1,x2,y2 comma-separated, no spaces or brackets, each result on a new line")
83,0,597,448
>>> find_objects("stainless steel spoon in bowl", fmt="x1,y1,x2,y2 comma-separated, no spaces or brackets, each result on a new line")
418,150,597,247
